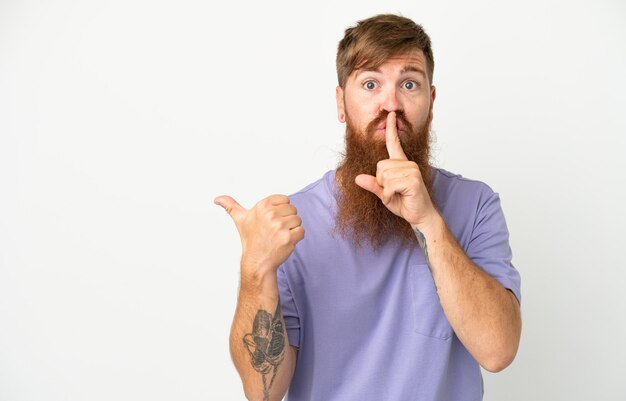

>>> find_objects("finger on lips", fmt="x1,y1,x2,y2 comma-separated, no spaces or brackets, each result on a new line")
385,111,408,161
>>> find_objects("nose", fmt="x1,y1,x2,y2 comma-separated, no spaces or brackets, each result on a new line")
380,87,401,113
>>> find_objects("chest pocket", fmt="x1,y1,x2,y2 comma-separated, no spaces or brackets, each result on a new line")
410,263,454,340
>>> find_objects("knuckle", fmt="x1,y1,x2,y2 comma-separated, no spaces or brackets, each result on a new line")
278,230,291,244
273,218,284,231
381,168,394,181
257,198,270,210
272,194,289,203
266,210,278,221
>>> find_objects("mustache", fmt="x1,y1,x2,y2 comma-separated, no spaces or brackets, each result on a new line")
364,110,416,138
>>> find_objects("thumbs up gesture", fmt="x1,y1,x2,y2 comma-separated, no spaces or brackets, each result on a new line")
215,194,305,276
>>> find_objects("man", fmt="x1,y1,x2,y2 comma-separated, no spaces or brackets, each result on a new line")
215,14,522,401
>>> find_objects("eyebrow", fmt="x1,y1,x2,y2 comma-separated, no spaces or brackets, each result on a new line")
357,65,426,78
400,66,426,77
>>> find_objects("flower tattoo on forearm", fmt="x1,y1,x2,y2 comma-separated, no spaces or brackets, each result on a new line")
243,301,286,401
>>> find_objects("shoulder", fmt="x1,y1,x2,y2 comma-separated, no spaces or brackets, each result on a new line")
287,170,337,212
433,167,495,192
432,168,509,251
432,167,497,205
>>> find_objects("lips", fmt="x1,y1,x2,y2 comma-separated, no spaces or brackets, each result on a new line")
376,123,405,137
377,121,405,133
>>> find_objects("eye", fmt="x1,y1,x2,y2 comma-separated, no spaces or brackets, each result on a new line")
363,80,377,90
403,80,418,90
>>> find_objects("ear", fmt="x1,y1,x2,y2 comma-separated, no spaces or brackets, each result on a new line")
428,85,437,121
336,85,346,123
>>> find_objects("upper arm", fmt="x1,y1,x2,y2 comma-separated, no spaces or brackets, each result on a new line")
467,190,522,305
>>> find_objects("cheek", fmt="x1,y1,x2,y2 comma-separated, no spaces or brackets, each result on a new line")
407,100,432,126
346,105,376,131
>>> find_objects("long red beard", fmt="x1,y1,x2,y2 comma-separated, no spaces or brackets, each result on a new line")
334,110,434,250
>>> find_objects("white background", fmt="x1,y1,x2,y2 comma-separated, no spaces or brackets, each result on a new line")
1,0,625,400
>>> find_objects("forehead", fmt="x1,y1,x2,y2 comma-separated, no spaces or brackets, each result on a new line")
379,51,427,67
352,50,427,77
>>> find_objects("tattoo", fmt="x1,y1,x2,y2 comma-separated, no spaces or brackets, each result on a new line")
243,302,285,401
414,227,430,268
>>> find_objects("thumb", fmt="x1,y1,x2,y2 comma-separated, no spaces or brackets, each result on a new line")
214,195,247,225
355,174,384,200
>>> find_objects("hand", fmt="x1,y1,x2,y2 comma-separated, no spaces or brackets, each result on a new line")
214,194,305,275
354,111,437,228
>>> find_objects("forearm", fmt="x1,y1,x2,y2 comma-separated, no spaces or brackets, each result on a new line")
215,194,302,399
230,268,296,401
415,213,521,372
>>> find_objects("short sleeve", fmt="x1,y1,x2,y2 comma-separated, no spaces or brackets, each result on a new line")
277,265,301,348
466,190,522,305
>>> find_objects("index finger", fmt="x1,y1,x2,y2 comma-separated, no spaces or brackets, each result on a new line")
385,111,408,160
266,194,291,206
